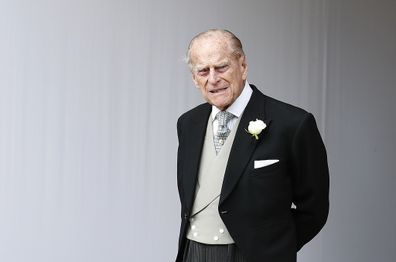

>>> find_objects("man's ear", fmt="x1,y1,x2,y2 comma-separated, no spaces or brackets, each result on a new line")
192,73,199,88
240,55,248,80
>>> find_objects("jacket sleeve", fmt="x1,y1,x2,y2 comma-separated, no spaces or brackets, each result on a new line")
290,113,329,251
176,116,185,215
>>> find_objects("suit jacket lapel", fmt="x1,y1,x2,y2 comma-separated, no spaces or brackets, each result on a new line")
220,86,269,204
182,104,212,212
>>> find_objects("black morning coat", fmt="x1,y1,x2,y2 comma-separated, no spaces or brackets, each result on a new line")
176,85,329,262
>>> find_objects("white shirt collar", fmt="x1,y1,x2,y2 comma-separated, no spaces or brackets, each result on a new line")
211,81,253,120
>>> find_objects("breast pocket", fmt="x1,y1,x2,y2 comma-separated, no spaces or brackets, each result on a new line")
249,159,284,177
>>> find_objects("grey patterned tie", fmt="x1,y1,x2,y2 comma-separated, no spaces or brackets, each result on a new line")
213,111,235,154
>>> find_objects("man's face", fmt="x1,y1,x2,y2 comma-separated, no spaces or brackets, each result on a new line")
189,37,248,111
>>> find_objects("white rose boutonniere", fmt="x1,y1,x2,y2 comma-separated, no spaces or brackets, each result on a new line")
247,119,267,140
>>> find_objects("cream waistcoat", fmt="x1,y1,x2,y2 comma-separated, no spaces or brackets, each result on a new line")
186,115,241,244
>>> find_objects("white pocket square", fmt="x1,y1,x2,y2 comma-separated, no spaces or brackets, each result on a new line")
254,159,279,169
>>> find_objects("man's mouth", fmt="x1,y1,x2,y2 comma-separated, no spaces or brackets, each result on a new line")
210,87,228,94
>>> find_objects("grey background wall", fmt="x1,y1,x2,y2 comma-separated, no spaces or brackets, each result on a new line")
0,0,395,261
324,0,396,261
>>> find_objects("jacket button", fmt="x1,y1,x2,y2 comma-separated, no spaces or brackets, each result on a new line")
184,213,188,219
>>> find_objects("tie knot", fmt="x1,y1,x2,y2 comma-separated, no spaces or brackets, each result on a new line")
216,111,234,127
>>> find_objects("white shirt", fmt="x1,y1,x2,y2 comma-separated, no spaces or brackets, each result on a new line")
211,81,253,135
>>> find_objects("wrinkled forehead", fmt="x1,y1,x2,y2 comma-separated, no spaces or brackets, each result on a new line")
189,36,233,66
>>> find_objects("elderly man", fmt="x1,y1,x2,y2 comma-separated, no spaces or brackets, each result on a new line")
175,29,329,262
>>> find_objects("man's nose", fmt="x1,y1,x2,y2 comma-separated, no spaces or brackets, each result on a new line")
208,69,220,84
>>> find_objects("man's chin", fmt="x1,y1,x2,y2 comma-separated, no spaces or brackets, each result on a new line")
208,98,231,110
212,103,230,111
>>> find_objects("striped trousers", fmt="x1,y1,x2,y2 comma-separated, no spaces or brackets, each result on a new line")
183,240,247,262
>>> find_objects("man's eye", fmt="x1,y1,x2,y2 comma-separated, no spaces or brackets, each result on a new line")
216,65,229,73
197,69,209,76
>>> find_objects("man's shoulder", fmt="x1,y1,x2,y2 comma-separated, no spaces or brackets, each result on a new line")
178,103,210,121
177,102,211,128
265,94,308,118
252,89,319,139
251,85,309,121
